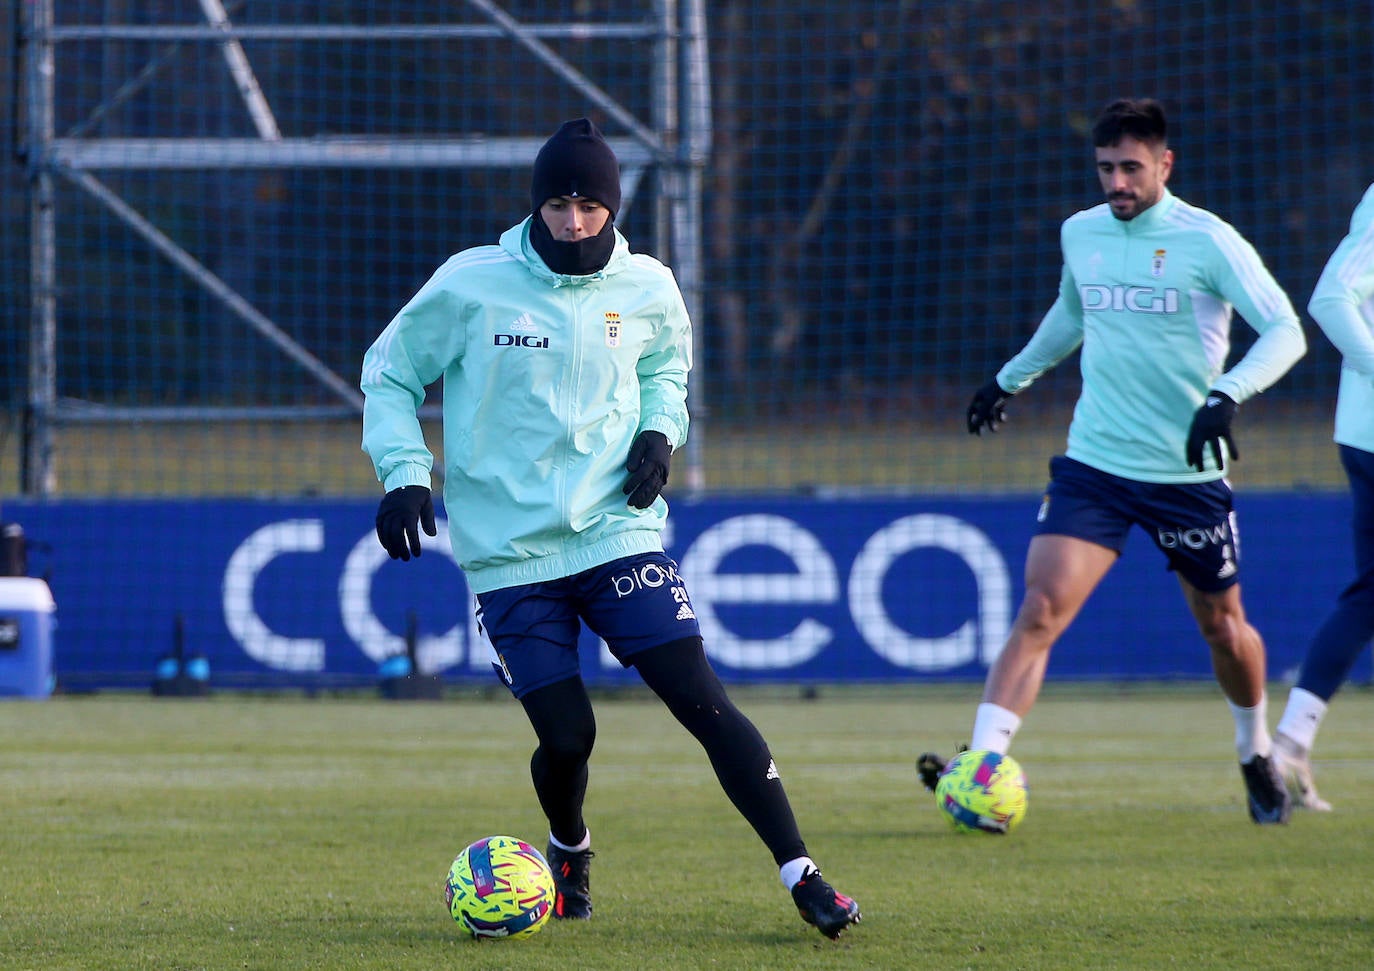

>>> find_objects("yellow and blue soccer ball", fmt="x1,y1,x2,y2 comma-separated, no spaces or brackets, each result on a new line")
445,835,556,939
935,750,1028,834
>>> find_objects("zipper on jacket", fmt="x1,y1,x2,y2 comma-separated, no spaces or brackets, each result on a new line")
558,285,585,548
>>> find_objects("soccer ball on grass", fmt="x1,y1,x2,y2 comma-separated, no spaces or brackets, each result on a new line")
445,835,556,939
935,749,1028,834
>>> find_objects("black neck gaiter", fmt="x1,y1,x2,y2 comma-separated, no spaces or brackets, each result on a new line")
529,213,616,276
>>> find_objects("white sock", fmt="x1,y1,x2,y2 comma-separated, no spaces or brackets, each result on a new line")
1228,694,1271,762
548,828,591,853
779,856,816,890
1275,687,1328,752
970,702,1021,754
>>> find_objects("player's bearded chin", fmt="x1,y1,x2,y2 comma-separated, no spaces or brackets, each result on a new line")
1108,191,1138,219
530,212,616,275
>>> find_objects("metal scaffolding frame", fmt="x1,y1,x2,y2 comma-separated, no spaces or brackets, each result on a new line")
17,0,710,496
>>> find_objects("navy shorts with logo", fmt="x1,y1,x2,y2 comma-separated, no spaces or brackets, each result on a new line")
474,551,701,698
1036,455,1242,593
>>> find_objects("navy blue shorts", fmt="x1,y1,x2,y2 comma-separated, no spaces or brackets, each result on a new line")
474,552,702,698
1035,456,1241,592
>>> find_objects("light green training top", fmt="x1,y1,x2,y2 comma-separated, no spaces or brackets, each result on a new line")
1308,182,1374,454
997,189,1306,483
361,217,691,593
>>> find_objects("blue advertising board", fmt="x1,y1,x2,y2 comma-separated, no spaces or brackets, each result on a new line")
4,493,1360,690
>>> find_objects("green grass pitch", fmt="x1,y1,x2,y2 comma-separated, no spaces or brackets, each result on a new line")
2,683,1372,970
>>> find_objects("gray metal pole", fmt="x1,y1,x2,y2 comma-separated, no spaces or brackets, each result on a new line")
652,0,677,265
23,0,57,496
676,0,711,494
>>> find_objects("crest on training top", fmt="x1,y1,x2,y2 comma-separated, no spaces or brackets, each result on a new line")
604,311,622,347
1151,248,1167,278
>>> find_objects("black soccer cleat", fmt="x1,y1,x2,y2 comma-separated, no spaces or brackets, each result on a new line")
791,867,861,940
1241,754,1292,825
545,842,594,919
916,743,966,792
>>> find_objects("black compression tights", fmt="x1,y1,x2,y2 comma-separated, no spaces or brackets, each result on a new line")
518,637,807,865
519,677,596,848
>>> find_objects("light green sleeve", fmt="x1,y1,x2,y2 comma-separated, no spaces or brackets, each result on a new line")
632,258,691,448
997,265,1084,394
1201,225,1306,403
1308,183,1374,378
360,258,469,491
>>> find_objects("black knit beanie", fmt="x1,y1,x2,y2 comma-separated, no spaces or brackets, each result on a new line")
530,118,622,217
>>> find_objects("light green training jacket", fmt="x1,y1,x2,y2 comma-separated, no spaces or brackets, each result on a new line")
1309,183,1374,454
997,189,1306,483
361,217,691,593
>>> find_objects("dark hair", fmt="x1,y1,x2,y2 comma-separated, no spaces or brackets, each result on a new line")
1091,98,1168,148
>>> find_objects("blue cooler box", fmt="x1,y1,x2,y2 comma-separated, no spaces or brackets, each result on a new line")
0,578,55,699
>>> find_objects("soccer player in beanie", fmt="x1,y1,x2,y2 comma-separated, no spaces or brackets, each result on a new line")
1271,181,1374,812
361,118,859,939
918,99,1306,824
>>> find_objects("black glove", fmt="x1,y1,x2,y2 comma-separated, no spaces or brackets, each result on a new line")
1185,390,1239,472
967,379,1013,435
375,485,436,561
623,430,672,509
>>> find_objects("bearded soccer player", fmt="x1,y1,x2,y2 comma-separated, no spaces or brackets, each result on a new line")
918,98,1307,824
